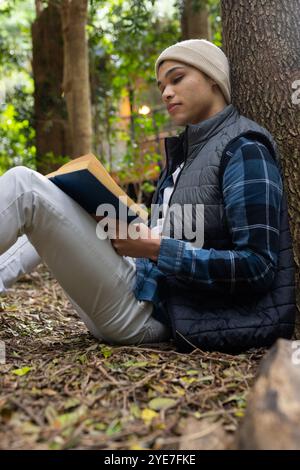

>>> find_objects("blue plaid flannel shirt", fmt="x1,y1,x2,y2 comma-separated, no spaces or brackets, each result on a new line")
133,136,283,316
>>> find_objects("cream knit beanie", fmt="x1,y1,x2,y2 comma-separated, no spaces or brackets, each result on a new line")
155,39,231,104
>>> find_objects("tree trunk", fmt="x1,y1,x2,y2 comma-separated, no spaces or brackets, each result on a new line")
128,84,136,143
35,0,43,17
181,0,211,40
61,0,92,157
31,2,70,173
221,0,300,331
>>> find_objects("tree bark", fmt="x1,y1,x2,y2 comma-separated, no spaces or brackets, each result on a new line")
35,0,43,17
61,0,92,157
181,0,211,40
128,84,136,143
221,0,300,330
31,2,70,173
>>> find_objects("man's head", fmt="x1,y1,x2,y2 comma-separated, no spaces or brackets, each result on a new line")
155,39,231,126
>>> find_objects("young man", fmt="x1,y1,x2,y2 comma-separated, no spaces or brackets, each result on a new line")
0,40,296,352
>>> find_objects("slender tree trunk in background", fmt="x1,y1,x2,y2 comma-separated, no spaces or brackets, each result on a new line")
61,0,92,157
221,0,300,331
35,0,43,16
89,41,106,164
32,1,70,173
128,84,136,143
104,96,113,172
181,0,211,40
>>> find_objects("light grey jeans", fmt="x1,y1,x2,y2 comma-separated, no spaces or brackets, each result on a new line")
0,166,170,345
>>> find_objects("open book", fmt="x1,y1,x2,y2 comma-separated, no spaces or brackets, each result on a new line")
47,153,148,223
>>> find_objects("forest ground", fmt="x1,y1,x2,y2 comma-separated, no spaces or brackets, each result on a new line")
0,265,264,450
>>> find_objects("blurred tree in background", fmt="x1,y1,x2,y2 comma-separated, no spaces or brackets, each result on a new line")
88,0,180,202
31,0,69,173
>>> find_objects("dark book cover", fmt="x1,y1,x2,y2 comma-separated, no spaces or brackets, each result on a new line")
49,170,143,223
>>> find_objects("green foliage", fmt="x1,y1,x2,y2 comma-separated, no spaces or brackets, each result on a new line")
88,0,180,200
0,102,36,174
141,180,156,194
0,0,35,71
88,0,221,200
36,152,70,175
0,0,36,173
208,0,222,46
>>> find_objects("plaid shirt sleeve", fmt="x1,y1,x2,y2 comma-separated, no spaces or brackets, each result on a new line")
156,137,283,294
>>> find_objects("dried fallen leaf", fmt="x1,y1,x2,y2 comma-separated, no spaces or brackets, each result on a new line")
141,408,158,424
148,397,177,411
11,366,32,376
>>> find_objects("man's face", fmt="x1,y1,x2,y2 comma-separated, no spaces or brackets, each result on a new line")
157,60,218,126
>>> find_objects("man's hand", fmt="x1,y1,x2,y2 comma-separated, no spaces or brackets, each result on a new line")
110,222,161,261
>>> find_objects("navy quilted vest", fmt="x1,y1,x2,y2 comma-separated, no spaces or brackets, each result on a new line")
152,105,296,352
